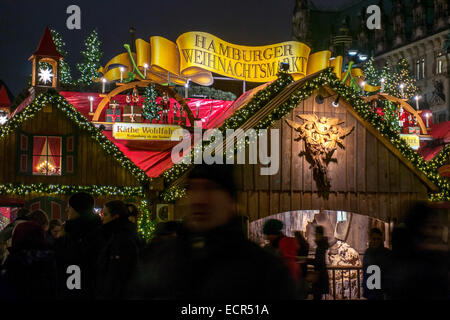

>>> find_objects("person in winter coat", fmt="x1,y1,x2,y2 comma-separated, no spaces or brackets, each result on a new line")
130,164,296,300
0,208,30,265
310,225,330,300
54,192,105,300
362,228,392,300
96,200,139,299
262,219,302,283
0,221,57,299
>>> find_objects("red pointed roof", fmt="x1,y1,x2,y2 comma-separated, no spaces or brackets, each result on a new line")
29,26,63,60
0,85,11,109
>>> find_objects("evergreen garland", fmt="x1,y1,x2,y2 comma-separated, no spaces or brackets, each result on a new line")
77,29,103,85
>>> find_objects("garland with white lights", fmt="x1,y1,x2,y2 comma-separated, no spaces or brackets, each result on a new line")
161,68,450,202
137,199,156,241
0,183,145,197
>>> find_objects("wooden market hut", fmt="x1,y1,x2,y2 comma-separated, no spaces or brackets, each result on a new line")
163,70,444,229
0,91,151,220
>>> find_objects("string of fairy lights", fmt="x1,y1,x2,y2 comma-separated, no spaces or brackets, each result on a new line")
0,183,145,197
161,68,450,202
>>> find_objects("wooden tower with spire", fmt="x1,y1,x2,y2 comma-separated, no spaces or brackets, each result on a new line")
29,27,63,89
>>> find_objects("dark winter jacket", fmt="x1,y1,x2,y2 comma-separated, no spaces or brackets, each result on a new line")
130,217,297,300
96,217,139,299
312,237,330,294
362,246,392,300
54,214,105,300
0,247,57,300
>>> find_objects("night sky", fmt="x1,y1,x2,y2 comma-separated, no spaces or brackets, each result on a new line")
0,0,362,96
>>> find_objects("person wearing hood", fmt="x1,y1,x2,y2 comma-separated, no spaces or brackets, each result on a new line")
96,200,139,299
130,164,296,300
54,192,105,300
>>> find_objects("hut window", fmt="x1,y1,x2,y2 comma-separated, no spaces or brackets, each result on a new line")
32,136,62,176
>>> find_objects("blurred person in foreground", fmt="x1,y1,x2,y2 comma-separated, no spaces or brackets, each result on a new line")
388,202,448,300
131,164,296,299
96,200,139,299
362,228,392,300
0,221,56,299
54,192,105,299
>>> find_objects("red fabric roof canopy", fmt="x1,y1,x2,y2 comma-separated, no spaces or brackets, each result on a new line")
419,121,450,161
60,91,240,178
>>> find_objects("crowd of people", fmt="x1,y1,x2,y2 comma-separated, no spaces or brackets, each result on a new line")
0,164,448,300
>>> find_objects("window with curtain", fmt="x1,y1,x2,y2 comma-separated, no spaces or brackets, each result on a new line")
32,136,62,176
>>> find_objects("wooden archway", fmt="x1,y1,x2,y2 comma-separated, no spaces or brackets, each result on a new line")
363,93,428,135
92,80,195,125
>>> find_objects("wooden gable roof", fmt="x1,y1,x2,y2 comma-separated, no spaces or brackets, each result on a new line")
0,90,150,189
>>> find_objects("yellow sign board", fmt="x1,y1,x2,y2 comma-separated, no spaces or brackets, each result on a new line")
112,123,184,141
400,134,420,150
98,31,344,86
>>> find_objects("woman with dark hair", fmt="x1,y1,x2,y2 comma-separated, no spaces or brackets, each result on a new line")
27,209,49,232
96,200,139,299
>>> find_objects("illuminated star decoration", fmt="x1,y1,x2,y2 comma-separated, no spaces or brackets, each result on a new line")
38,67,54,84
0,112,8,125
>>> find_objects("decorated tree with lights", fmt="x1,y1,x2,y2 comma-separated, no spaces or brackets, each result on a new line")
361,61,401,132
142,84,162,121
50,29,73,85
391,58,419,99
362,58,380,87
77,29,102,85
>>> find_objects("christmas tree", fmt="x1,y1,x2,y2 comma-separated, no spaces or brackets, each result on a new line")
77,29,102,85
50,29,73,85
362,58,380,87
391,58,419,99
142,84,162,121
362,60,403,132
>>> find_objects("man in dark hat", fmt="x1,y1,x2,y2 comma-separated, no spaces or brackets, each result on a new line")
131,164,296,299
54,192,105,299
